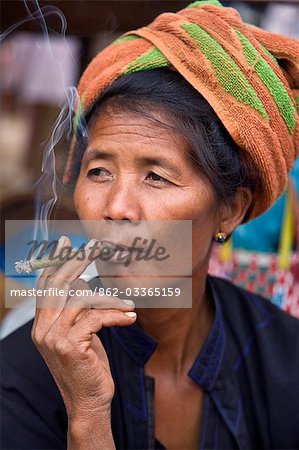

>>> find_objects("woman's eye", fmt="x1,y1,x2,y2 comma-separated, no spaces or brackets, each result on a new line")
87,167,113,180
146,171,169,185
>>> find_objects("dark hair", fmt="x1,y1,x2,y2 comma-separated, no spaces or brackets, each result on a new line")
71,68,261,221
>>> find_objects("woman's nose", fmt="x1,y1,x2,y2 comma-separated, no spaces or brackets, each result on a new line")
102,178,142,221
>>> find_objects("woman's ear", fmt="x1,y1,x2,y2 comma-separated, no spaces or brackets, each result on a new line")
217,187,253,236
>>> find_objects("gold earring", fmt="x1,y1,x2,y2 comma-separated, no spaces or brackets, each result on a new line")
214,232,227,244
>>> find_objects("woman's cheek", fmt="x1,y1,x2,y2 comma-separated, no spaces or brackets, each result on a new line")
74,181,95,219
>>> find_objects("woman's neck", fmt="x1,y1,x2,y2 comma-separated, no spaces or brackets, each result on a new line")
136,273,215,378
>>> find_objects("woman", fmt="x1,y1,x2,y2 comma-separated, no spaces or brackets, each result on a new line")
2,1,299,449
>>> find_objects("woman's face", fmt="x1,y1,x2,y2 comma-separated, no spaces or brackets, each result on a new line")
74,106,221,274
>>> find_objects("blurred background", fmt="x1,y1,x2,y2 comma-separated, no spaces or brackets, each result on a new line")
1,1,299,327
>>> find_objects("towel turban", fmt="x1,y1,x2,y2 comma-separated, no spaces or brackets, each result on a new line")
63,0,299,220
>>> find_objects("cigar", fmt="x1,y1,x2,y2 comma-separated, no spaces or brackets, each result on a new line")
15,241,115,274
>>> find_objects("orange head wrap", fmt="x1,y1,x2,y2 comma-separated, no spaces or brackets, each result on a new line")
63,0,299,220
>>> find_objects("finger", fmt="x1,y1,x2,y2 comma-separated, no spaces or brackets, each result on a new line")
38,238,101,314
32,274,84,342
34,276,90,337
34,235,72,333
68,309,137,340
43,238,102,292
36,236,71,291
35,310,136,365
34,237,97,336
66,292,136,311
50,289,135,332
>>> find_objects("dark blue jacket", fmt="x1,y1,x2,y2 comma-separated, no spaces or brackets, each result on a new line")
1,276,299,449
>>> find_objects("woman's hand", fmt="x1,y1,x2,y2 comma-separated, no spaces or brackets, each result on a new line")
31,236,136,448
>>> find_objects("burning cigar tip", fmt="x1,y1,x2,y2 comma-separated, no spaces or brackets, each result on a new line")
15,260,33,274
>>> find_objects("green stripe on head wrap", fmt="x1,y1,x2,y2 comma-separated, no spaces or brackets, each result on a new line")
236,30,296,134
125,47,170,74
181,23,269,120
73,97,84,135
187,0,223,8
113,35,141,45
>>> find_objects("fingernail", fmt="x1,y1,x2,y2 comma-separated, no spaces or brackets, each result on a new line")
122,299,135,306
125,312,137,318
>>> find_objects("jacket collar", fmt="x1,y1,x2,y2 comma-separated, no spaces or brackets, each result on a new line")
111,276,226,391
